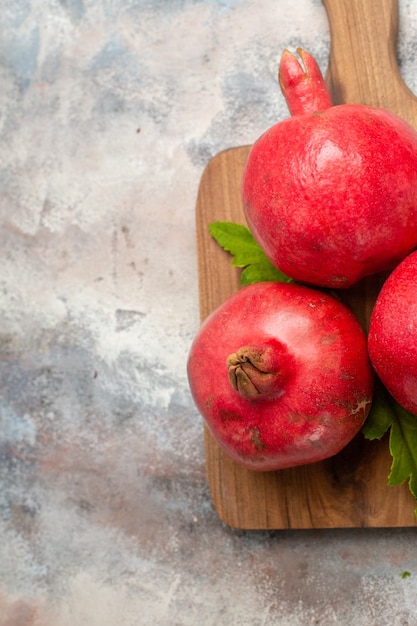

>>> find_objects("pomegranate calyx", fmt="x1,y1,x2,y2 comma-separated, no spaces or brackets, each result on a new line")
227,342,290,400
278,48,333,117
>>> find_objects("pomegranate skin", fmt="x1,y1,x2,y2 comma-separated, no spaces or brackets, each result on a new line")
187,282,373,471
368,250,417,415
242,52,417,289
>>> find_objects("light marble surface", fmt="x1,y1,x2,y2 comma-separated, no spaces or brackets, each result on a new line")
1,1,417,624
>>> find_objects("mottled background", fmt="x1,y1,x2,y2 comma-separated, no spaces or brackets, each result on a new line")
1,1,417,624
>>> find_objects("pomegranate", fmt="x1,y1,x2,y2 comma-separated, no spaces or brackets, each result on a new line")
242,49,417,289
368,250,417,415
187,282,373,471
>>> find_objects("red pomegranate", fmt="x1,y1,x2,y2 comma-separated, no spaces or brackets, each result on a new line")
187,281,373,471
242,49,417,289
368,250,417,415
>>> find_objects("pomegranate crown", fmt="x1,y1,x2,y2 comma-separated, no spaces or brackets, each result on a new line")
279,48,333,116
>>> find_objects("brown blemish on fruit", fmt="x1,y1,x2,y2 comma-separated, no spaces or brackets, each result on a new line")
248,426,267,451
219,408,243,423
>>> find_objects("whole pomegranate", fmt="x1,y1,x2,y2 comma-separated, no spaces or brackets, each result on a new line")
242,49,417,289
368,250,417,415
187,282,373,471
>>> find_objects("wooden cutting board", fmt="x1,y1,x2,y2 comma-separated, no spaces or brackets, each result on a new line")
195,0,417,529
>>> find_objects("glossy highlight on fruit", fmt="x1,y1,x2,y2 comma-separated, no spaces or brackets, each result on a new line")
242,49,417,289
368,250,417,415
187,282,373,471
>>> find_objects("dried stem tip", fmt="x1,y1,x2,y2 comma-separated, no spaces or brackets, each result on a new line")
227,341,291,400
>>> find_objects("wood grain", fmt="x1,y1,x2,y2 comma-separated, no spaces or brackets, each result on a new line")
323,0,417,124
194,0,417,529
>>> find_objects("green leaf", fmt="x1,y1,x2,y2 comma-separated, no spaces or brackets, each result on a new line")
363,382,417,514
362,380,393,440
208,221,292,285
388,404,417,496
